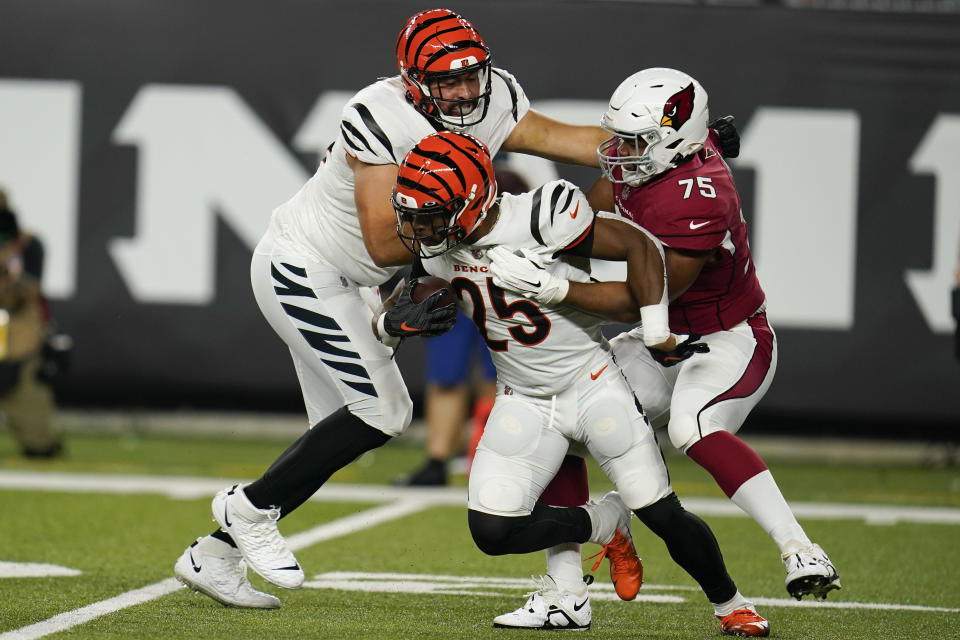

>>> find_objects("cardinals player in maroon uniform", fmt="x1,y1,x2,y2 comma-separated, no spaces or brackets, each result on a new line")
490,68,840,635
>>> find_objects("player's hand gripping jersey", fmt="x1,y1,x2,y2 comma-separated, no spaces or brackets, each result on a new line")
612,132,765,335
263,70,530,287
417,180,609,397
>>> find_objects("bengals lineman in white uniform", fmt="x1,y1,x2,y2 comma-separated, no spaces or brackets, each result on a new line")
173,9,615,610
493,69,837,636
377,130,771,636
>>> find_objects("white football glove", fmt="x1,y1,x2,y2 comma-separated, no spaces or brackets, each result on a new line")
487,246,569,305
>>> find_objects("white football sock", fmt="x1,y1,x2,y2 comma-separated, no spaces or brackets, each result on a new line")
730,470,810,553
546,543,585,595
712,590,753,617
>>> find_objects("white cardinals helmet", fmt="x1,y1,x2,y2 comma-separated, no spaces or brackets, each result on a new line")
598,68,709,186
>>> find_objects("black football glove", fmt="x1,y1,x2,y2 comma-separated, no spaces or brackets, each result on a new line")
648,334,710,367
709,115,740,159
382,279,457,339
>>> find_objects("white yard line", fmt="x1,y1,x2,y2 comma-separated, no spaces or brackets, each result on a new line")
0,579,182,640
2,470,960,524
0,494,440,640
302,571,960,612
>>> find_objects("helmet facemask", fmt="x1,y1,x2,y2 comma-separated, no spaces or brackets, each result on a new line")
598,126,671,186
393,181,495,259
597,68,710,187
407,60,492,129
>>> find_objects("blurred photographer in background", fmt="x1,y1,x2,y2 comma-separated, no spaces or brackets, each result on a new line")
0,187,70,458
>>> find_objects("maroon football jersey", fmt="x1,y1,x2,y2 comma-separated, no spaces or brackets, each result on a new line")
612,132,765,334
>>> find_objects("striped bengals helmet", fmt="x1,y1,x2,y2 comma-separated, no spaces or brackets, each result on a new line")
396,9,492,129
393,131,497,258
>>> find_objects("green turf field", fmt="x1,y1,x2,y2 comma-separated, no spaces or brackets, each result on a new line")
1,430,958,639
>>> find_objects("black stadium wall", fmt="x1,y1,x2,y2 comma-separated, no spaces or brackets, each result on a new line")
1,1,958,437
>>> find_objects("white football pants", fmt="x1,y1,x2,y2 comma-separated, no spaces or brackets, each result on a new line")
468,351,672,516
611,312,777,452
250,235,412,437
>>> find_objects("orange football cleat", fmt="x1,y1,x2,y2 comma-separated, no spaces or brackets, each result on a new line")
588,529,643,600
717,608,770,637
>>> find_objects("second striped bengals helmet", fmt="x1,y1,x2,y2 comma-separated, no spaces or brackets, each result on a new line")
393,131,497,258
396,9,493,129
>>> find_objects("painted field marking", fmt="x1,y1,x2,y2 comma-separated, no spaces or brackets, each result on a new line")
0,562,81,578
304,571,960,614
0,496,443,640
2,470,959,525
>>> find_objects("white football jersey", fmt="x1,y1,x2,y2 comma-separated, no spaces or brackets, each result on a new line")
420,180,610,397
262,69,530,287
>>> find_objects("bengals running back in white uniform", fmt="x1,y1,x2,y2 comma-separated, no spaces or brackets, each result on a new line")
412,179,673,511
383,130,769,635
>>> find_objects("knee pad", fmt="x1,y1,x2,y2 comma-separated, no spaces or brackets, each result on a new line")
378,392,413,437
467,509,516,556
615,467,671,512
360,364,413,437
668,412,702,452
473,475,527,515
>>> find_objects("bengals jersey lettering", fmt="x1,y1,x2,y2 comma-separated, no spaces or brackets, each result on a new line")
612,131,765,334
417,180,607,396
263,69,530,287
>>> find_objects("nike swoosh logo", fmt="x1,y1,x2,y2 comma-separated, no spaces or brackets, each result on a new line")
189,549,201,573
223,487,234,527
400,321,421,332
590,365,608,380
570,201,579,219
277,564,301,571
689,220,712,230
573,599,588,611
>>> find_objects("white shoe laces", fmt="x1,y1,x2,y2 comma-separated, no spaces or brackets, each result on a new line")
247,517,290,560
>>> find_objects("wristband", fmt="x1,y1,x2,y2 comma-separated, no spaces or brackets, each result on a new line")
375,313,402,348
640,304,669,347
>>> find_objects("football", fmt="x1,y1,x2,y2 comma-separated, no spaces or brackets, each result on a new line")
411,275,458,308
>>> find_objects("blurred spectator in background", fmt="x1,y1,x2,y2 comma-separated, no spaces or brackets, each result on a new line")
0,187,65,458
396,166,530,486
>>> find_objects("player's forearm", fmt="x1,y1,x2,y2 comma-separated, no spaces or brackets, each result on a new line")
546,125,607,168
625,240,667,309
564,281,640,323
362,231,415,267
626,237,671,346
504,111,607,168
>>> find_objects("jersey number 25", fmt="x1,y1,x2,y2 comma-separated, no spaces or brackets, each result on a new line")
453,277,551,351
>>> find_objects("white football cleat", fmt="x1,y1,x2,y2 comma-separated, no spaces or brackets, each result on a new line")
783,543,841,600
493,575,591,630
174,536,281,609
212,484,304,589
